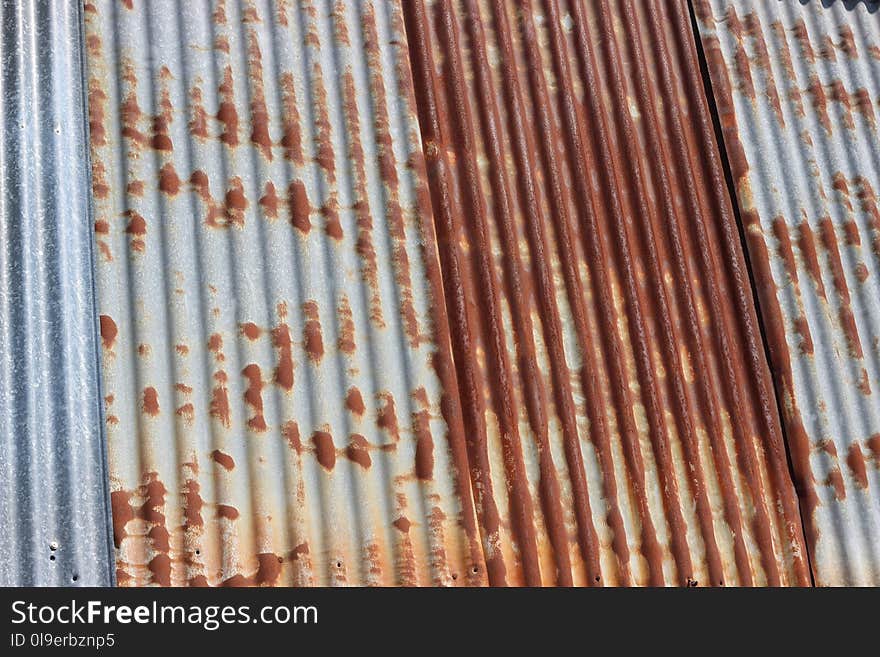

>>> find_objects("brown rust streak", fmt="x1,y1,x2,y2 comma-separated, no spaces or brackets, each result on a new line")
360,5,422,348
403,0,504,584
818,217,863,359
340,72,384,327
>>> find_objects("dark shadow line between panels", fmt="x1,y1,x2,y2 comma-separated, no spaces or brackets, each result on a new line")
685,0,816,587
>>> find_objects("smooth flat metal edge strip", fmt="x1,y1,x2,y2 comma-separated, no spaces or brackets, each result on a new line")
0,0,114,586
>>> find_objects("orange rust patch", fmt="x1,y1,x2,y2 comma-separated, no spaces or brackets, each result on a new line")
142,387,160,416
99,315,117,349
847,443,869,489
242,364,267,431
346,387,365,416
211,449,235,471
287,179,311,233
346,434,371,468
312,431,336,470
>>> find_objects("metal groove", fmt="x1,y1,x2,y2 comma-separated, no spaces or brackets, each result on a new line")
84,0,484,586
404,0,810,585
694,0,880,585
0,0,114,586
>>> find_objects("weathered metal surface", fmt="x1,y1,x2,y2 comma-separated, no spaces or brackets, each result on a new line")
694,0,880,585
84,0,484,586
0,0,115,586
404,0,810,585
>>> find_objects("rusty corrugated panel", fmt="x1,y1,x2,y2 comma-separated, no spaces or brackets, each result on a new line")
0,0,114,585
694,0,880,585
403,0,810,586
84,0,485,586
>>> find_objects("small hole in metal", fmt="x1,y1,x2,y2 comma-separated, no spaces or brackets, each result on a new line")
336,561,342,568
49,555,55,562
71,574,78,582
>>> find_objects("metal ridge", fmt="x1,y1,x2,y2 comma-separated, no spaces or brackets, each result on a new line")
0,0,114,586
694,0,880,585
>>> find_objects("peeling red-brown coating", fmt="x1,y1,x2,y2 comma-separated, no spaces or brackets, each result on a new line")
345,387,365,416
240,322,261,341
279,72,303,164
337,295,356,354
217,504,239,521
301,300,324,362
340,71,384,328
282,420,301,453
142,387,159,416
867,434,880,464
846,443,869,490
216,65,239,147
312,431,336,471
158,162,181,196
286,179,311,234
346,434,371,469
211,449,235,471
245,29,272,160
818,216,863,359
259,182,279,219
99,315,117,349
110,490,134,549
242,364,266,431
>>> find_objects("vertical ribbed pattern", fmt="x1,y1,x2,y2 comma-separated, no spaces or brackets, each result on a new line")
84,0,484,586
695,0,880,585
403,0,809,585
0,0,114,586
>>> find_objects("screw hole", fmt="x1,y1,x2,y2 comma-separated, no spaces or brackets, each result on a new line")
595,575,600,582
49,555,55,562
336,561,342,568
471,566,478,574
195,549,200,556
451,573,458,580
71,574,78,582
49,542,58,551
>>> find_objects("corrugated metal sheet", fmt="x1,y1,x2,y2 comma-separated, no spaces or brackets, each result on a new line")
404,0,810,585
0,0,114,586
83,0,485,586
694,0,880,585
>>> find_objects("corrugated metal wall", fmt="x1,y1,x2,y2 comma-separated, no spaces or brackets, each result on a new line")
0,0,114,586
694,0,880,585
83,0,485,586
403,0,809,586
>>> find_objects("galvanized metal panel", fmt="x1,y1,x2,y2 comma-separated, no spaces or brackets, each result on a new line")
694,0,880,585
84,0,484,586
404,0,809,585
0,0,114,586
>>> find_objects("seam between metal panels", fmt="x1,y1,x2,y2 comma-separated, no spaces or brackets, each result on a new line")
76,0,118,589
685,0,815,587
